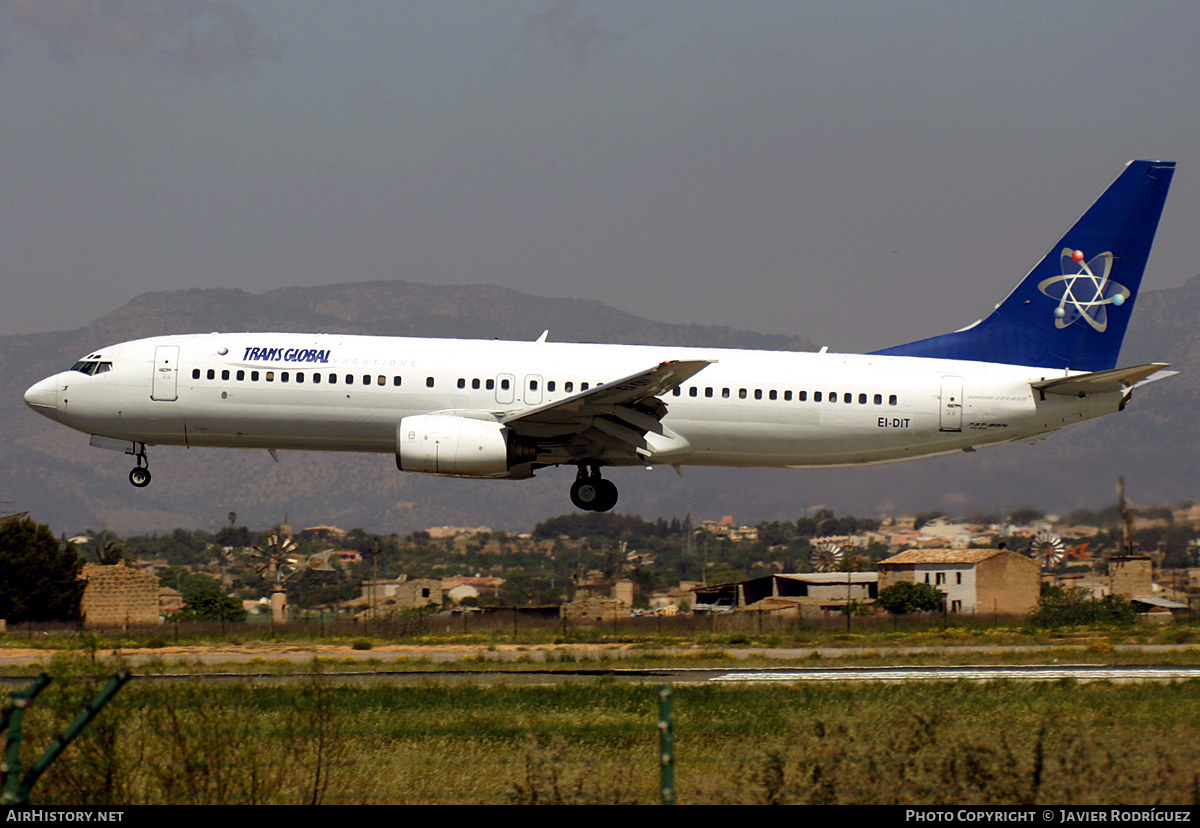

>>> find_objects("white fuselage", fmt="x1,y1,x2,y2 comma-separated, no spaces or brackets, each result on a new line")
25,332,1118,470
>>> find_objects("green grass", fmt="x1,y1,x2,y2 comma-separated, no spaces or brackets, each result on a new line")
13,655,1200,805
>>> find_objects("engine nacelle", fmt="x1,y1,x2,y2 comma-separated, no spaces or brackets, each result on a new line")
396,413,534,478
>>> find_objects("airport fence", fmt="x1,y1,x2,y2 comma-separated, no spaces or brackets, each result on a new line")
6,608,1037,643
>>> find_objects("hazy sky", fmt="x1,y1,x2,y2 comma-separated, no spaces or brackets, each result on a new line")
2,1,1198,352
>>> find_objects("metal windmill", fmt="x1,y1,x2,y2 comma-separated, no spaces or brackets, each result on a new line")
248,533,338,622
1028,532,1066,570
249,534,339,587
249,532,300,589
215,544,240,590
809,541,845,572
1066,541,1092,560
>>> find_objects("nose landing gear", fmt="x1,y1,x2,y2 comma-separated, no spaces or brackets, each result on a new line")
128,443,151,488
569,463,618,512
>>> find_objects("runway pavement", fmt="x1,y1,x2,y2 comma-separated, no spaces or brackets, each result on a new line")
4,661,1200,687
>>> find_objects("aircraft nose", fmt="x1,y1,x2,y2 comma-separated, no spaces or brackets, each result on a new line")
24,376,58,421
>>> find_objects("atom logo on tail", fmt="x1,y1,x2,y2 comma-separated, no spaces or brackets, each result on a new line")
1037,248,1129,332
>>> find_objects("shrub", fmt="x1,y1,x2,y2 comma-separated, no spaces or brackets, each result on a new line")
877,582,944,615
168,590,247,622
1027,585,1136,628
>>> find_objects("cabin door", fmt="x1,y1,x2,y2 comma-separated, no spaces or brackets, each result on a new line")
939,375,963,432
151,345,180,402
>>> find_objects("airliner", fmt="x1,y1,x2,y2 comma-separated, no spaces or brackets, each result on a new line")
24,160,1176,512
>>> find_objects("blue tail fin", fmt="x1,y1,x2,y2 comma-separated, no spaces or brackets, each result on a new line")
872,160,1175,372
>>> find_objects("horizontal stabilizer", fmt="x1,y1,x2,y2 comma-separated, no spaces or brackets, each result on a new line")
1031,363,1171,396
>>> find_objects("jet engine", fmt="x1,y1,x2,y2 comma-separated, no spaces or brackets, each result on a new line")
396,413,535,478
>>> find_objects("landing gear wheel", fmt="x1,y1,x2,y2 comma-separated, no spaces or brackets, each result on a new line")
569,465,619,512
592,479,618,513
128,442,151,487
570,478,601,510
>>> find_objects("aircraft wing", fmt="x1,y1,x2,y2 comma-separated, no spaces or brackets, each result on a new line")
501,359,713,462
1032,363,1172,396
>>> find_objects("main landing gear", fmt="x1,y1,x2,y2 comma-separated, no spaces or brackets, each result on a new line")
569,463,618,512
128,443,151,488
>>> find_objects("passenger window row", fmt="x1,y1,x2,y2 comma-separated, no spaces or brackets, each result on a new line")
454,378,593,393
671,386,899,406
189,370,600,394
189,368,894,405
192,368,405,386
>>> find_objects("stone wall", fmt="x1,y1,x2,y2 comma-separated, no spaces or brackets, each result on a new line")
394,578,442,609
975,552,1040,616
80,563,161,628
561,597,626,624
1110,557,1153,598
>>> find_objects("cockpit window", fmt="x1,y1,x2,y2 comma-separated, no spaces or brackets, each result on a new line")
70,361,113,376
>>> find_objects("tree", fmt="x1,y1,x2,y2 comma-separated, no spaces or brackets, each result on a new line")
757,521,794,547
877,581,944,615
95,540,127,565
0,515,86,622
158,567,221,600
532,512,660,541
1008,506,1046,526
912,511,946,531
169,590,247,622
706,563,746,585
214,525,252,548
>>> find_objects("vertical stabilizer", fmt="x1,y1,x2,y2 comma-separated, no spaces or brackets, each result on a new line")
873,160,1174,371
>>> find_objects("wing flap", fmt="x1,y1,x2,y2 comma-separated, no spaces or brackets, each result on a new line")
502,358,712,464
590,416,650,452
502,359,713,425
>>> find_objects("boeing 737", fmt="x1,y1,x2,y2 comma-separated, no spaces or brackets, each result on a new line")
24,160,1176,512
